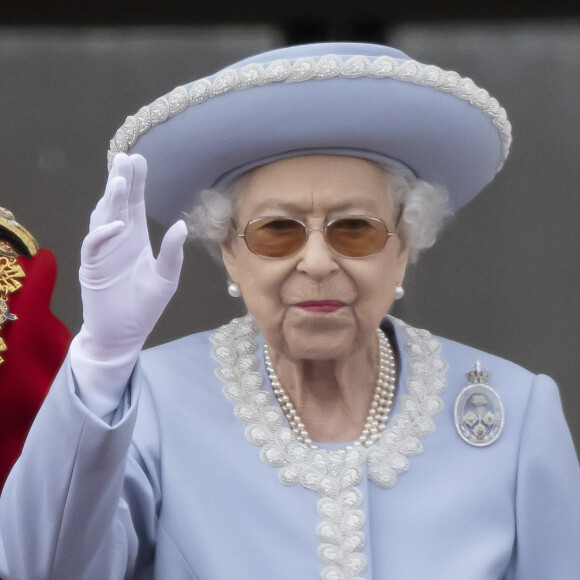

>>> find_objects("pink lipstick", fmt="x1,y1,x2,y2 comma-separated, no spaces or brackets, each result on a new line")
296,300,345,313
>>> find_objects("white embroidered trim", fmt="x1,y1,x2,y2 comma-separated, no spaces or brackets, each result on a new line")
211,314,447,580
108,53,511,171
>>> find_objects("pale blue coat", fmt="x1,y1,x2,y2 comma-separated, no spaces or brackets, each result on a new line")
0,316,579,579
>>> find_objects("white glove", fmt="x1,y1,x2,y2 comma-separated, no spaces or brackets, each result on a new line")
70,153,187,417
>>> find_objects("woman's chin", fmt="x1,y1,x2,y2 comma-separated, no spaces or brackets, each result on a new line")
277,316,365,361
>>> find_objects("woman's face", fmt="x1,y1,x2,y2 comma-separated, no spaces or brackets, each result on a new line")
221,155,409,361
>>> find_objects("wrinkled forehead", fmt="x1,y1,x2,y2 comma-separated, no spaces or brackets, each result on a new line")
233,154,398,219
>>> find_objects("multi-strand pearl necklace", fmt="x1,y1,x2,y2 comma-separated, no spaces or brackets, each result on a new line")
264,329,397,449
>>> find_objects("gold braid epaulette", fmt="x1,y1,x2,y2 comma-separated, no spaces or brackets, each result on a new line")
0,207,39,365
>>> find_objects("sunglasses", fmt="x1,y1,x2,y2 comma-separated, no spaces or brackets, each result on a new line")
236,215,398,258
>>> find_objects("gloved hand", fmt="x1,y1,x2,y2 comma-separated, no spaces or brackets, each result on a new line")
70,153,187,417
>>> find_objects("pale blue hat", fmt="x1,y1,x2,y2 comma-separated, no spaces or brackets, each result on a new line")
108,42,512,227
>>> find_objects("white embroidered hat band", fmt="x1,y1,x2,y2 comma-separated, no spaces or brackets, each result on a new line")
107,42,512,227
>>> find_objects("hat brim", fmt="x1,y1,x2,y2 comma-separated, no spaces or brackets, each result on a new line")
109,43,511,227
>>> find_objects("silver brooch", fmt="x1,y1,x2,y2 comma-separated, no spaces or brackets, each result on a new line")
454,361,504,447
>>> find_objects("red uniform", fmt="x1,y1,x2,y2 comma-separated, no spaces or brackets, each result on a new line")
0,219,71,488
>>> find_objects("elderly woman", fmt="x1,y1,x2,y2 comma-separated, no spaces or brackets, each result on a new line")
0,42,579,580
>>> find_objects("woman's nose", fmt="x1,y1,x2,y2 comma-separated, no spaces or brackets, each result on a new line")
296,228,339,278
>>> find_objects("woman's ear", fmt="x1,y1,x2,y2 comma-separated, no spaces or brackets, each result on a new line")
220,236,239,283
394,234,410,284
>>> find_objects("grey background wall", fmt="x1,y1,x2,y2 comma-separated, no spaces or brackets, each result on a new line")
1,21,578,454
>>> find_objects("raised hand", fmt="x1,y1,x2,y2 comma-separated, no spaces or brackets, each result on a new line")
70,153,188,416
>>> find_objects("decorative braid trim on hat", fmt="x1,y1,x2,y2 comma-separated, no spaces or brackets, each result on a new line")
108,53,512,172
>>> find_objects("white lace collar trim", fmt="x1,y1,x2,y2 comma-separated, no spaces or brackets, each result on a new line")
211,314,447,579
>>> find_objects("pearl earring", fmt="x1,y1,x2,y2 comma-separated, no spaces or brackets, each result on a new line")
227,281,241,298
394,284,405,300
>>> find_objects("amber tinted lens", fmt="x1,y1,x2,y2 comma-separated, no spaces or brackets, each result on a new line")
326,217,388,257
244,217,307,257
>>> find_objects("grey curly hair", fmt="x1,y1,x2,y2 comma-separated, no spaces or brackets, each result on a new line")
184,160,452,264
